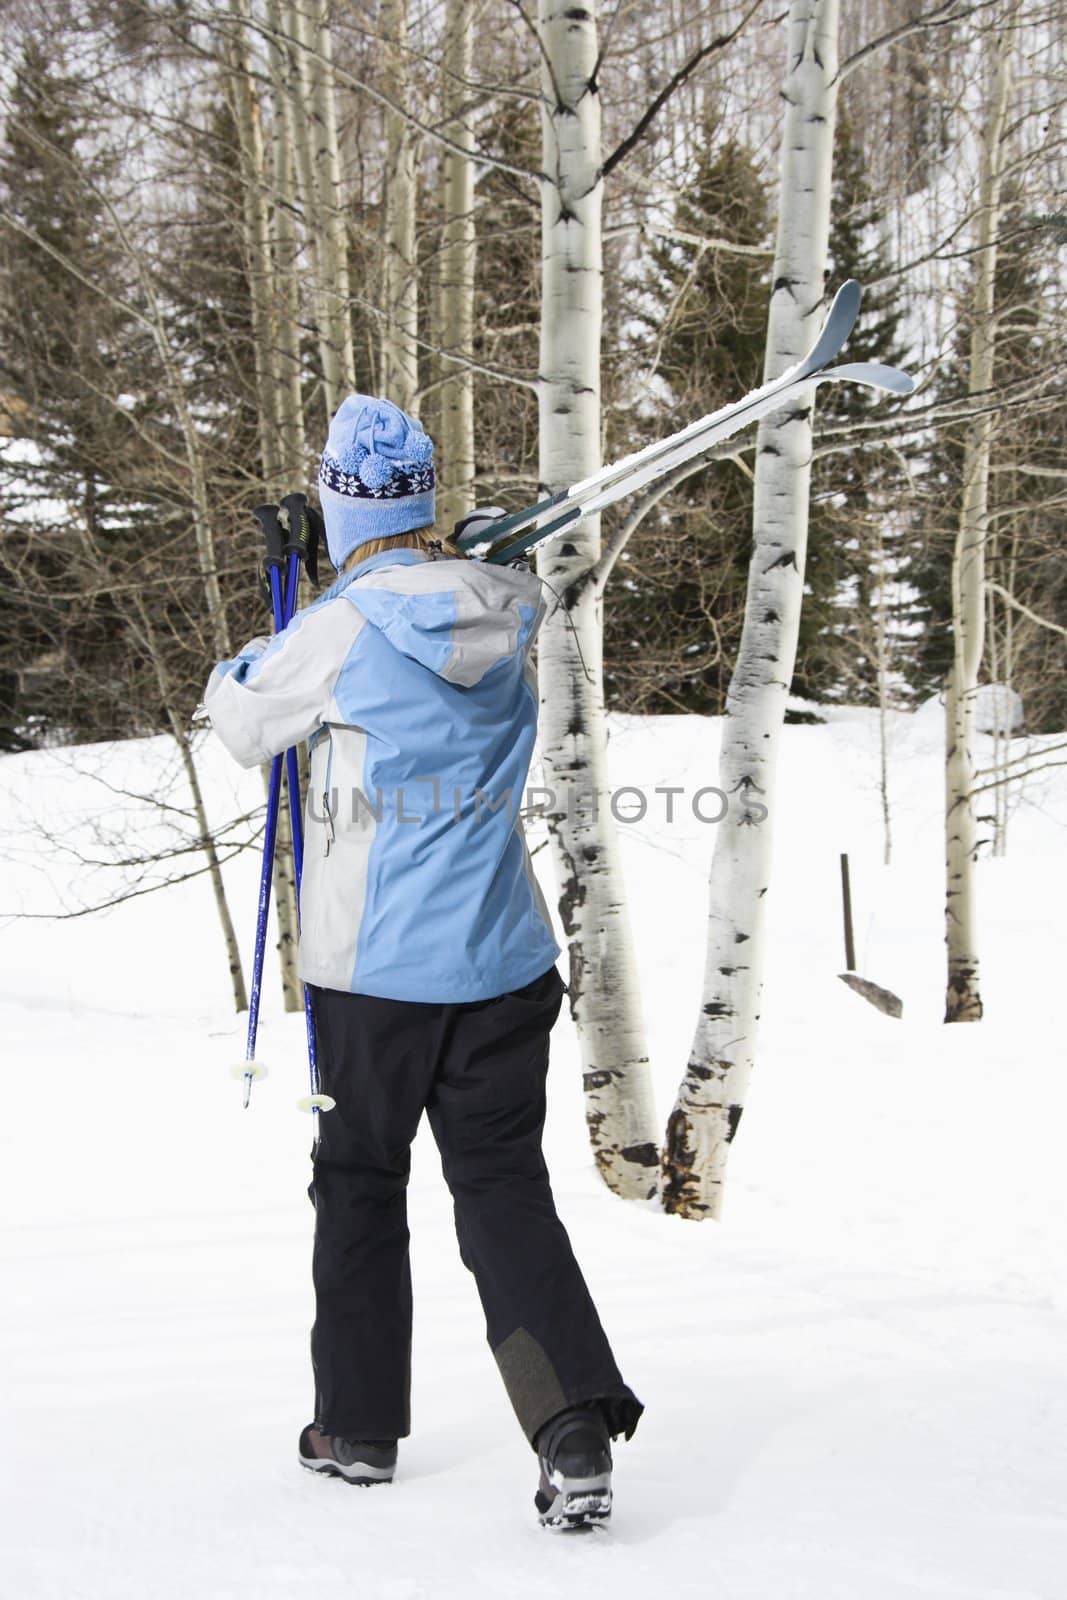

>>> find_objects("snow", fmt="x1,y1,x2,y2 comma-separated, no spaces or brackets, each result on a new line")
2,707,1065,1597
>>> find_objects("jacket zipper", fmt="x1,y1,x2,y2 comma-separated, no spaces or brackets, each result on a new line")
321,729,336,856
318,720,363,857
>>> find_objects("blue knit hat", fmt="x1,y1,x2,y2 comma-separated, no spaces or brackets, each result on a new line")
318,393,436,570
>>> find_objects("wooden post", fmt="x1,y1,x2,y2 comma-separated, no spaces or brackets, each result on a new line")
840,851,856,973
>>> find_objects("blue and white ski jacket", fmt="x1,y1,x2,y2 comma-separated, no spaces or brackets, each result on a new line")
204,549,561,1003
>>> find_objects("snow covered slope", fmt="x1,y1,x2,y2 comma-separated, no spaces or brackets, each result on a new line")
1,706,1064,1597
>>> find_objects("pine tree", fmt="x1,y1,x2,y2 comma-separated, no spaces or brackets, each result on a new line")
0,40,148,745
791,103,911,705
132,79,312,724
468,98,541,511
904,194,1067,730
602,126,771,714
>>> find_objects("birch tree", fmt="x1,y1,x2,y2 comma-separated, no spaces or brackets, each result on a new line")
278,0,354,413
535,0,660,1200
530,2,767,1198
226,0,283,495
217,16,304,1011
660,0,841,1220
266,17,308,490
435,0,477,529
944,7,1018,1023
381,0,419,411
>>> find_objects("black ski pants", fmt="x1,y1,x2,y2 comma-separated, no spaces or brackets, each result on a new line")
305,963,643,1451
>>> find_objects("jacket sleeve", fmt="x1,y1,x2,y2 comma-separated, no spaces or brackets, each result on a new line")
203,597,365,768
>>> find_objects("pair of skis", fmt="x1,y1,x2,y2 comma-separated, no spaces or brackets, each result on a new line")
457,280,914,566
232,494,334,1118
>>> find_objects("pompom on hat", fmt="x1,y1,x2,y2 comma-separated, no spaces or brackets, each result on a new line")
318,394,436,569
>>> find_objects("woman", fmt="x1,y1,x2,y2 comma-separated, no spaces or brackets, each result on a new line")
204,394,643,1529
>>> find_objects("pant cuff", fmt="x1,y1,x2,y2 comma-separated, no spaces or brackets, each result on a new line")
492,1325,644,1449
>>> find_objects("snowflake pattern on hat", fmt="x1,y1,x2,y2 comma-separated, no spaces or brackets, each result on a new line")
320,452,436,502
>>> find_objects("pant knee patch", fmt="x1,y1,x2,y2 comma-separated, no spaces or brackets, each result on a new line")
492,1325,569,1444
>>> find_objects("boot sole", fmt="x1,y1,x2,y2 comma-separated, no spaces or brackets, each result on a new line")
299,1454,394,1486
536,1471,612,1529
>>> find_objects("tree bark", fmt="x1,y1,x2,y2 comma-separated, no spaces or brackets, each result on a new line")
535,0,660,1201
266,0,309,489
944,8,1017,1023
227,4,304,1011
435,0,476,531
380,0,420,411
661,0,840,1221
281,0,354,414
227,0,283,495
271,767,303,1012
310,0,355,399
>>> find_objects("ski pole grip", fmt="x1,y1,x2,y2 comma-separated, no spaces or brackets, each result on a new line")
279,492,321,585
253,503,286,569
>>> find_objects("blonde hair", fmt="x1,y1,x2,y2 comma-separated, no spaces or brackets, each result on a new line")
342,525,468,573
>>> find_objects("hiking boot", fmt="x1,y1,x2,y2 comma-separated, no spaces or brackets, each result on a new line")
533,1401,612,1529
298,1422,397,1486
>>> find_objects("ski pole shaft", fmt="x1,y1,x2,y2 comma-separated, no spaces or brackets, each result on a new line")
281,547,306,881
236,493,331,1117
235,510,288,1106
277,507,329,1117
240,751,284,1106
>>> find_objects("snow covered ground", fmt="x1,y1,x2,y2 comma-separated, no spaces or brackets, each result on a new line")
2,704,1065,1598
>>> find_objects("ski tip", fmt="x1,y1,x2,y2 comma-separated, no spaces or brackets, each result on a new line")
801,279,865,376
822,361,916,396
833,278,863,323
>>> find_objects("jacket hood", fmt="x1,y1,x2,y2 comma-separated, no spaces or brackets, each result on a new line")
341,552,546,688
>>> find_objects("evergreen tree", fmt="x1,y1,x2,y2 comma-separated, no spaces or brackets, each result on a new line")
791,103,911,705
0,39,148,745
469,98,541,511
602,126,771,715
904,195,1067,730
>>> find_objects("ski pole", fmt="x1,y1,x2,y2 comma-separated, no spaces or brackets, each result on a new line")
231,504,289,1108
277,493,334,1120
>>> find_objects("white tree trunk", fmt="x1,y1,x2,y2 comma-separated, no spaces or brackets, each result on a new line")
874,526,893,867
310,1,355,398
435,0,476,531
535,0,659,1200
281,0,353,413
661,0,840,1221
228,4,304,1010
227,0,282,494
272,128,308,489
381,0,419,411
945,10,1016,1022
